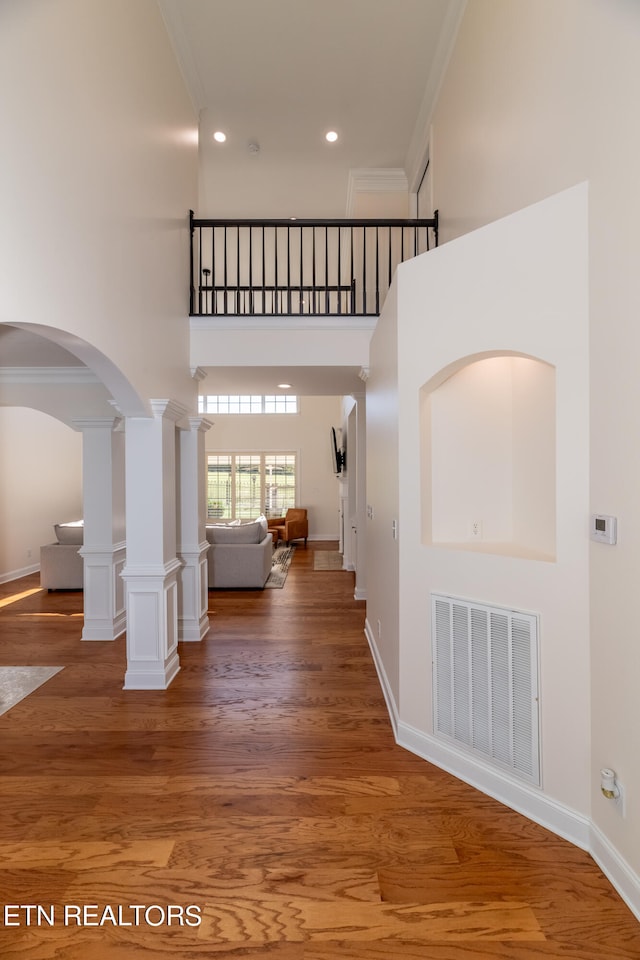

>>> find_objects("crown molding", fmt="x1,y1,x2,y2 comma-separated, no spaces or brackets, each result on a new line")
405,0,468,191
157,0,206,113
72,417,123,431
0,366,100,384
346,168,409,216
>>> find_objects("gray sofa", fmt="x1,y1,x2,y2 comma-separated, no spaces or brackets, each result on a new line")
206,517,273,589
40,521,84,590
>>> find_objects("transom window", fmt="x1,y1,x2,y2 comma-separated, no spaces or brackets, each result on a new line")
199,395,298,414
207,453,297,519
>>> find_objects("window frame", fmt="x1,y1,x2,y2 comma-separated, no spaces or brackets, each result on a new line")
206,451,298,520
199,395,298,415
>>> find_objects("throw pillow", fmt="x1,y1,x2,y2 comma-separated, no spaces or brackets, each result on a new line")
54,521,84,545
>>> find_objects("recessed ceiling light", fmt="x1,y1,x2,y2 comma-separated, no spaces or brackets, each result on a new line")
213,131,227,143
278,383,292,389
325,130,338,143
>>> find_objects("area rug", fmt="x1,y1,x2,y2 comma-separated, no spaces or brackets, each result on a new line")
264,545,296,588
313,551,344,571
0,666,63,718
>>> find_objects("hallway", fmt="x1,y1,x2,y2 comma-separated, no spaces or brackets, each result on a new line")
0,544,638,957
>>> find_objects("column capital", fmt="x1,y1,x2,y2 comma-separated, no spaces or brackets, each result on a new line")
186,416,214,434
149,399,189,423
72,416,122,432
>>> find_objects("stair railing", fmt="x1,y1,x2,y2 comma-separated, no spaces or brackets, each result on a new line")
190,212,438,317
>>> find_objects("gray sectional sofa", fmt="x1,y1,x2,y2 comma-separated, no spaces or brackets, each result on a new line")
40,517,274,592
40,521,84,590
206,516,273,589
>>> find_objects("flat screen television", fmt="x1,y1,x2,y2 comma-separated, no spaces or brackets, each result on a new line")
330,426,345,475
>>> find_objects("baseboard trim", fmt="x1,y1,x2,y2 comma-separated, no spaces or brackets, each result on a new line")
179,613,211,642
397,722,640,922
397,721,591,850
364,619,399,739
123,655,181,691
365,624,640,920
590,822,640,922
81,611,127,641
0,563,40,585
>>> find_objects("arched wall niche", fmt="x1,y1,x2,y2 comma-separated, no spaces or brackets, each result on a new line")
420,351,556,561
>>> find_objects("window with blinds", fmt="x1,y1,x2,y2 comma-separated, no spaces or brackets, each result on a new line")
207,453,297,520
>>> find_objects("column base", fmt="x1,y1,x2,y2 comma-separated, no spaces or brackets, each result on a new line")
177,542,211,642
121,559,181,690
80,543,127,641
124,652,180,690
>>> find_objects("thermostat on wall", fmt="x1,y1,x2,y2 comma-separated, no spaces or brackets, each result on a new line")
591,514,617,545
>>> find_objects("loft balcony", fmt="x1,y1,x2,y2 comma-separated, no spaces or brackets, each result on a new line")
189,212,438,318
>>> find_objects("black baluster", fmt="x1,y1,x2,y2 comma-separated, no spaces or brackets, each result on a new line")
363,226,367,315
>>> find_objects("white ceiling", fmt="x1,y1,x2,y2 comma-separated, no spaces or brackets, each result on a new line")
159,0,461,217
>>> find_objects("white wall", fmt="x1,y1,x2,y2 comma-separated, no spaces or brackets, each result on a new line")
0,0,198,411
0,408,82,582
425,0,640,900
395,186,589,820
366,187,590,846
366,280,401,714
205,396,342,538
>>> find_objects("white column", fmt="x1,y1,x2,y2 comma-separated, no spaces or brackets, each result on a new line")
177,416,212,641
73,417,126,641
121,400,186,690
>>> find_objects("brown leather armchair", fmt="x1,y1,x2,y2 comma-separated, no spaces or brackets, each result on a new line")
268,508,308,546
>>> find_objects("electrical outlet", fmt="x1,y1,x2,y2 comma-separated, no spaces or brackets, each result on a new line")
470,519,482,539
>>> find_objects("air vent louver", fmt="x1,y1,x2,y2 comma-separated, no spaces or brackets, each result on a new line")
432,595,540,785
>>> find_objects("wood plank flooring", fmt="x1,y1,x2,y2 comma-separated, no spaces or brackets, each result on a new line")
0,542,638,958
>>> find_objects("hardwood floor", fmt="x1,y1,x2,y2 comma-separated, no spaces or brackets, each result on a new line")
0,542,638,958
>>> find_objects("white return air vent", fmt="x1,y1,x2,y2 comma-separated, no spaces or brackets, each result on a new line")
432,594,540,786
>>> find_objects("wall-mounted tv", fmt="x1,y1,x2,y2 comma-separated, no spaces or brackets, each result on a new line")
330,426,345,475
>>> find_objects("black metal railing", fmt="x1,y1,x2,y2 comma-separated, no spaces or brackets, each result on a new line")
189,212,438,317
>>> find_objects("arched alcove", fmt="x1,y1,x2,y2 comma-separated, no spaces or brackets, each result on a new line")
420,354,556,560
